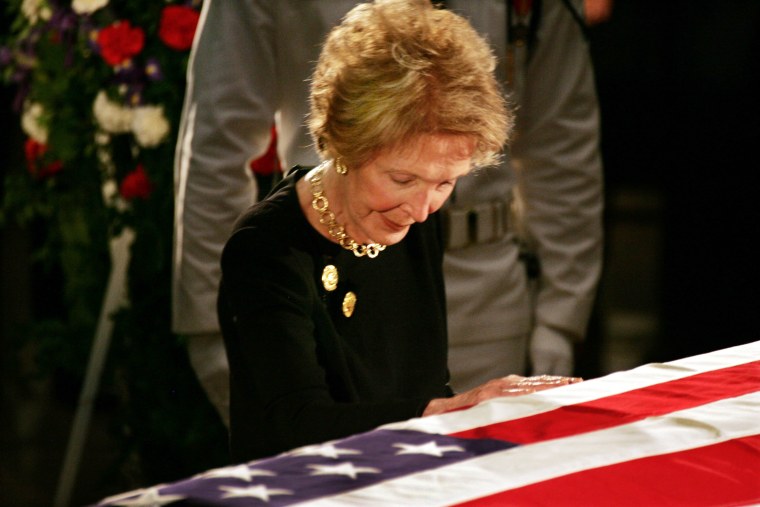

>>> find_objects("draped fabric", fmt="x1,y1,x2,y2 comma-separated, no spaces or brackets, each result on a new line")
95,341,760,506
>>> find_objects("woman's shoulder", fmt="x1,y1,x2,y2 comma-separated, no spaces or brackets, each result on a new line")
223,167,316,262
234,167,309,233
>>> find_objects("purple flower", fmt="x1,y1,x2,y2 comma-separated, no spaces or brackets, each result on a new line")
86,28,100,53
49,8,77,33
11,68,28,84
114,59,144,87
127,83,145,106
0,46,12,67
145,57,163,81
12,81,30,112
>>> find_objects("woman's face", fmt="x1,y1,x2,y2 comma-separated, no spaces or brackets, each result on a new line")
339,133,475,246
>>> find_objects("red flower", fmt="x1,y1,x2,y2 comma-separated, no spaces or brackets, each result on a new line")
24,138,63,179
158,5,200,51
97,20,145,66
24,137,45,166
249,125,282,176
119,164,153,200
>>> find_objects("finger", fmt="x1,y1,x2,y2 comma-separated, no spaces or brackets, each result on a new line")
500,387,536,396
516,377,565,387
518,375,582,387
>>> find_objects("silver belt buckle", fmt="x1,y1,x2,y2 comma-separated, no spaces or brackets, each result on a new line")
443,200,509,250
473,202,495,244
444,208,470,249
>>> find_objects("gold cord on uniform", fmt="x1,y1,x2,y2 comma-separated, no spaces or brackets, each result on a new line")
309,163,386,258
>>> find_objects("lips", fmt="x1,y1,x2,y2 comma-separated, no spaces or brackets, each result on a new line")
380,215,412,231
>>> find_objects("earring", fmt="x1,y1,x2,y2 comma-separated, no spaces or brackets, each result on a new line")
335,159,348,175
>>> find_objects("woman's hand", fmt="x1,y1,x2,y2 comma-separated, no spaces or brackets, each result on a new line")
423,374,582,416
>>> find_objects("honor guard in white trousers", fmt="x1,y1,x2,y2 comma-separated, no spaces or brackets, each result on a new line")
443,0,603,389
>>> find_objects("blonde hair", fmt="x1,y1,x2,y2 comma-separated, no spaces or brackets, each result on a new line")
309,0,512,170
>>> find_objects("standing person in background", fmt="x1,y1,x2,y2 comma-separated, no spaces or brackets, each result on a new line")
441,0,603,390
173,1,358,426
173,0,603,422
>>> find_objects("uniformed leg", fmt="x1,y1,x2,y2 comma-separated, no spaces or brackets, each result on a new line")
187,333,230,428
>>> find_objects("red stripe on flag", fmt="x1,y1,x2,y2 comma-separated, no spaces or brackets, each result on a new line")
452,361,760,443
456,434,760,507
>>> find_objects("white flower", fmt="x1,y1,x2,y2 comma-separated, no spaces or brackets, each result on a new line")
21,0,51,23
101,177,127,212
71,0,108,15
101,178,118,202
131,105,170,147
95,131,111,146
21,101,48,144
93,91,133,134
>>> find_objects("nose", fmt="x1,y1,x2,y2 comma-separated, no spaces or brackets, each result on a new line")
404,188,443,223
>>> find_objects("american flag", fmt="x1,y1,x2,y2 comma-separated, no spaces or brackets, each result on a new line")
96,341,760,506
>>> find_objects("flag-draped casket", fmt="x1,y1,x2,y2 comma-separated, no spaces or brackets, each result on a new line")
96,341,760,506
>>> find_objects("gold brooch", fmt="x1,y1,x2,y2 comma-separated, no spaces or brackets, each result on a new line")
321,265,338,291
342,291,357,318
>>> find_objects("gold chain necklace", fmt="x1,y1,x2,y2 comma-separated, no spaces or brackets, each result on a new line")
308,164,386,259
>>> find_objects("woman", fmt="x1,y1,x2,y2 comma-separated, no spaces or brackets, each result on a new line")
218,0,578,461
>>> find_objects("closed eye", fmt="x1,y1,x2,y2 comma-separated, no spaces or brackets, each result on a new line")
391,175,415,185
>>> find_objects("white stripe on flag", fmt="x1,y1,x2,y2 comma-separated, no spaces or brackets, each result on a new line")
303,377,760,505
385,341,760,436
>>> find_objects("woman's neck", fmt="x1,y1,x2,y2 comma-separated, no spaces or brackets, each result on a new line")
297,161,346,244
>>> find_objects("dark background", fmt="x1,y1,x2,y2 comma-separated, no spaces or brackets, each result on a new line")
2,1,759,505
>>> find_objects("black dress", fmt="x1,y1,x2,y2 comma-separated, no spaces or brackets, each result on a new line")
218,167,452,461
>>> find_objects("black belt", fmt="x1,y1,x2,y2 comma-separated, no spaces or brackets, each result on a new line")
441,199,511,250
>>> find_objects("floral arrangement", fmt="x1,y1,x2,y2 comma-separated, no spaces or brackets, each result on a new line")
4,0,199,215
1,0,227,492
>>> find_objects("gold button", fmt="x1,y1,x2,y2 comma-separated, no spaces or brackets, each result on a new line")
322,264,338,291
342,291,357,318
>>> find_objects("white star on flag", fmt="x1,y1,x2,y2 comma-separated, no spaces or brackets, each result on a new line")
219,484,293,501
196,464,276,481
393,441,465,457
109,487,185,506
289,443,362,459
307,462,381,479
